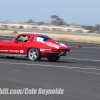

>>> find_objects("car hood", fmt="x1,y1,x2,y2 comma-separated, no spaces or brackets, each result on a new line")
45,40,70,50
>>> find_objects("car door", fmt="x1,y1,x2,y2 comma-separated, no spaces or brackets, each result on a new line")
0,41,12,54
7,35,30,55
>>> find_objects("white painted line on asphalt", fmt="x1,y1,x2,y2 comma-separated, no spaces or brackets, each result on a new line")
66,67,81,69
61,57,100,62
70,46,99,48
80,68,95,70
0,62,55,67
75,70,100,76
53,66,67,68
93,69,100,70
0,61,100,72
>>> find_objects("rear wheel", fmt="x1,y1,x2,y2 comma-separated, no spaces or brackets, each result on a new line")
47,56,60,62
28,48,41,61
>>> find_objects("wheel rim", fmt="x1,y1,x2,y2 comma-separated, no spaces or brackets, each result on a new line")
28,49,38,60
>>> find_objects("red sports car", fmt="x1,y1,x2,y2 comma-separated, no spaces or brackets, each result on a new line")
0,32,71,62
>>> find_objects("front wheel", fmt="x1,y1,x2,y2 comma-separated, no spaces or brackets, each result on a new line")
28,48,41,61
47,56,60,62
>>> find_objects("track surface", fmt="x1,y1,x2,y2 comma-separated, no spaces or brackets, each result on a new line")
0,36,100,100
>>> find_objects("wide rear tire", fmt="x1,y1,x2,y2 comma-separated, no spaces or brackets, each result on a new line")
47,56,60,62
28,48,41,61
6,56,14,59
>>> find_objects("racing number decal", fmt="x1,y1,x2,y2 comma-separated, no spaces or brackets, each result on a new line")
45,42,61,49
0,50,24,53
20,50,24,53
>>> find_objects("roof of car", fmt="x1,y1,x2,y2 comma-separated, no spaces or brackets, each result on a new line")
19,32,44,37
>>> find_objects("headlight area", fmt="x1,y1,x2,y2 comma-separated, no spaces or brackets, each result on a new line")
40,48,59,52
51,48,58,52
40,48,59,56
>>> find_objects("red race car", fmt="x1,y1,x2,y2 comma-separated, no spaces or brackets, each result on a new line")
0,32,71,62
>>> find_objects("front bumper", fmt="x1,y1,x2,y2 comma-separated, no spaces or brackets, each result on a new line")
40,47,71,56
42,50,71,56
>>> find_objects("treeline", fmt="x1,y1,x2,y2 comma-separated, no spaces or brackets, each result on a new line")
82,25,100,33
26,15,100,33
26,15,67,26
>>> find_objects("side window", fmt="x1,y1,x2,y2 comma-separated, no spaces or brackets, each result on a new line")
17,35,30,42
35,37,44,42
35,35,52,42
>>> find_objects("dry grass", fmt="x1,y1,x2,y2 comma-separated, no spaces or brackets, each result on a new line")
0,30,100,44
42,33,100,44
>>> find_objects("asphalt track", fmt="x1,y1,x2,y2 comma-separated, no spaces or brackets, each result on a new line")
0,36,100,100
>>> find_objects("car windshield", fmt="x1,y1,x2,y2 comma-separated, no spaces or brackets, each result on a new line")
35,35,52,42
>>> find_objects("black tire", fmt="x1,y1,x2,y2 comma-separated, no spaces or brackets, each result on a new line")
37,56,42,61
6,56,14,59
47,56,60,62
28,48,41,61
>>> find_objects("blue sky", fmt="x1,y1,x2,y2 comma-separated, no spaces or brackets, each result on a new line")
0,0,99,25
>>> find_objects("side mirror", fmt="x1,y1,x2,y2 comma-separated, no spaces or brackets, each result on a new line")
15,40,18,43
